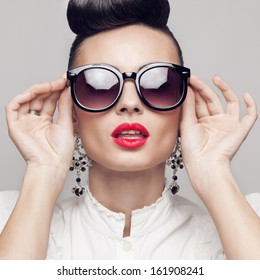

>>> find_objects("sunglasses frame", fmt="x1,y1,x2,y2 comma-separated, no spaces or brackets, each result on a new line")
67,62,190,112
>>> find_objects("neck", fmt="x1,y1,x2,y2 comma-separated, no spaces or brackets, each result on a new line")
88,163,166,237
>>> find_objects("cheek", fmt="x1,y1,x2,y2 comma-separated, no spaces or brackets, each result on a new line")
151,112,180,160
74,110,107,156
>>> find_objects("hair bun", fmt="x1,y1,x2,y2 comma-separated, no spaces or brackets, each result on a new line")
67,0,170,36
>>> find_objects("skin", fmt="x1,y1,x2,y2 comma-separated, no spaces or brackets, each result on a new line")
1,24,260,259
72,26,181,235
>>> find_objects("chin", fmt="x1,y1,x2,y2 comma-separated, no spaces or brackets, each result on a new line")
94,155,166,173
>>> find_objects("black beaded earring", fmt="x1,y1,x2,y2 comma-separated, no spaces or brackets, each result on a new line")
166,137,184,195
69,134,93,197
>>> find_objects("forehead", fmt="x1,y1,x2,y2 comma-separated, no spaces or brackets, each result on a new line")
74,25,180,71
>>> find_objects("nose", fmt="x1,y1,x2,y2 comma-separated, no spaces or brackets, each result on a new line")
115,79,144,115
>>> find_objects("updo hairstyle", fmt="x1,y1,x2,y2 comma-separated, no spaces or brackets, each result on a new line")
67,0,184,68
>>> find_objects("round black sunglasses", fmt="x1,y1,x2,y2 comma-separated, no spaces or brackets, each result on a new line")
67,62,190,112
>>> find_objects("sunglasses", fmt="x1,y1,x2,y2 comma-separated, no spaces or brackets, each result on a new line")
67,62,190,112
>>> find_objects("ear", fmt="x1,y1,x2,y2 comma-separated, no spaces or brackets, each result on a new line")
72,106,79,134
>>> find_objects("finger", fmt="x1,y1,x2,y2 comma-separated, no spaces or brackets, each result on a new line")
5,92,32,125
241,92,258,131
28,91,52,115
25,79,63,106
5,102,20,131
189,75,224,115
30,79,66,116
11,78,66,116
6,78,67,130
180,87,198,131
40,78,67,117
36,92,61,118
56,87,73,131
40,91,62,117
194,90,210,119
213,76,240,118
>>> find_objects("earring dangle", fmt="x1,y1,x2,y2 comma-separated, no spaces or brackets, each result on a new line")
166,137,184,195
69,134,93,197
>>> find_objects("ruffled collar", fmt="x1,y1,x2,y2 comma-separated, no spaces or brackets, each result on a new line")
79,185,175,239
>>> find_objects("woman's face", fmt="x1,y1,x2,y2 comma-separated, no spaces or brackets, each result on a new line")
73,25,181,172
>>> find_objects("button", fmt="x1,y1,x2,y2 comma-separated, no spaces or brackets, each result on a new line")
122,240,132,252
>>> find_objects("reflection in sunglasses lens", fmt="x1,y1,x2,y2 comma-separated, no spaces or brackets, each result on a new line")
140,67,182,108
75,68,120,109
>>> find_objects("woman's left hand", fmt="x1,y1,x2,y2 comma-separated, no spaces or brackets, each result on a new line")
180,75,257,172
180,75,260,259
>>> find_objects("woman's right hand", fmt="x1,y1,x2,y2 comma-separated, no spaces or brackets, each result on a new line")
0,78,75,259
5,77,75,175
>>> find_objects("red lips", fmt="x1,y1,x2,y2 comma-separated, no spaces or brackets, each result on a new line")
111,123,150,149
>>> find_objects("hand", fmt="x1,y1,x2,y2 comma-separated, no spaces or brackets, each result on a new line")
181,75,257,169
5,77,75,171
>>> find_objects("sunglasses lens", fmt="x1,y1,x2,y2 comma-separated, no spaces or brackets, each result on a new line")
74,68,120,110
140,66,184,109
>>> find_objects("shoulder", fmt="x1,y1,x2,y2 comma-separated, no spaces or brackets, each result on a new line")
172,194,216,235
0,190,80,259
0,190,19,205
172,192,260,259
172,194,225,259
49,195,82,232
245,193,260,216
47,195,83,259
0,191,20,232
0,190,20,214
172,194,206,219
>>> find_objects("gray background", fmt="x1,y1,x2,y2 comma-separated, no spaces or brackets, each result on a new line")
0,0,259,206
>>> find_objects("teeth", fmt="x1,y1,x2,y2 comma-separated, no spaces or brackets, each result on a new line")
121,130,141,135
116,130,145,139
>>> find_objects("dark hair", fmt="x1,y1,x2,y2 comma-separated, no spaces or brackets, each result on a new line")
67,0,184,69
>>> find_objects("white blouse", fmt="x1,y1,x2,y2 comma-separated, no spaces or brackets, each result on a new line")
0,187,259,260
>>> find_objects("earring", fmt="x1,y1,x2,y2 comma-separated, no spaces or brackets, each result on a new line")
166,137,184,195
69,134,93,197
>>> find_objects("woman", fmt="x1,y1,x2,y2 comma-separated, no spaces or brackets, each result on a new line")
0,0,259,259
